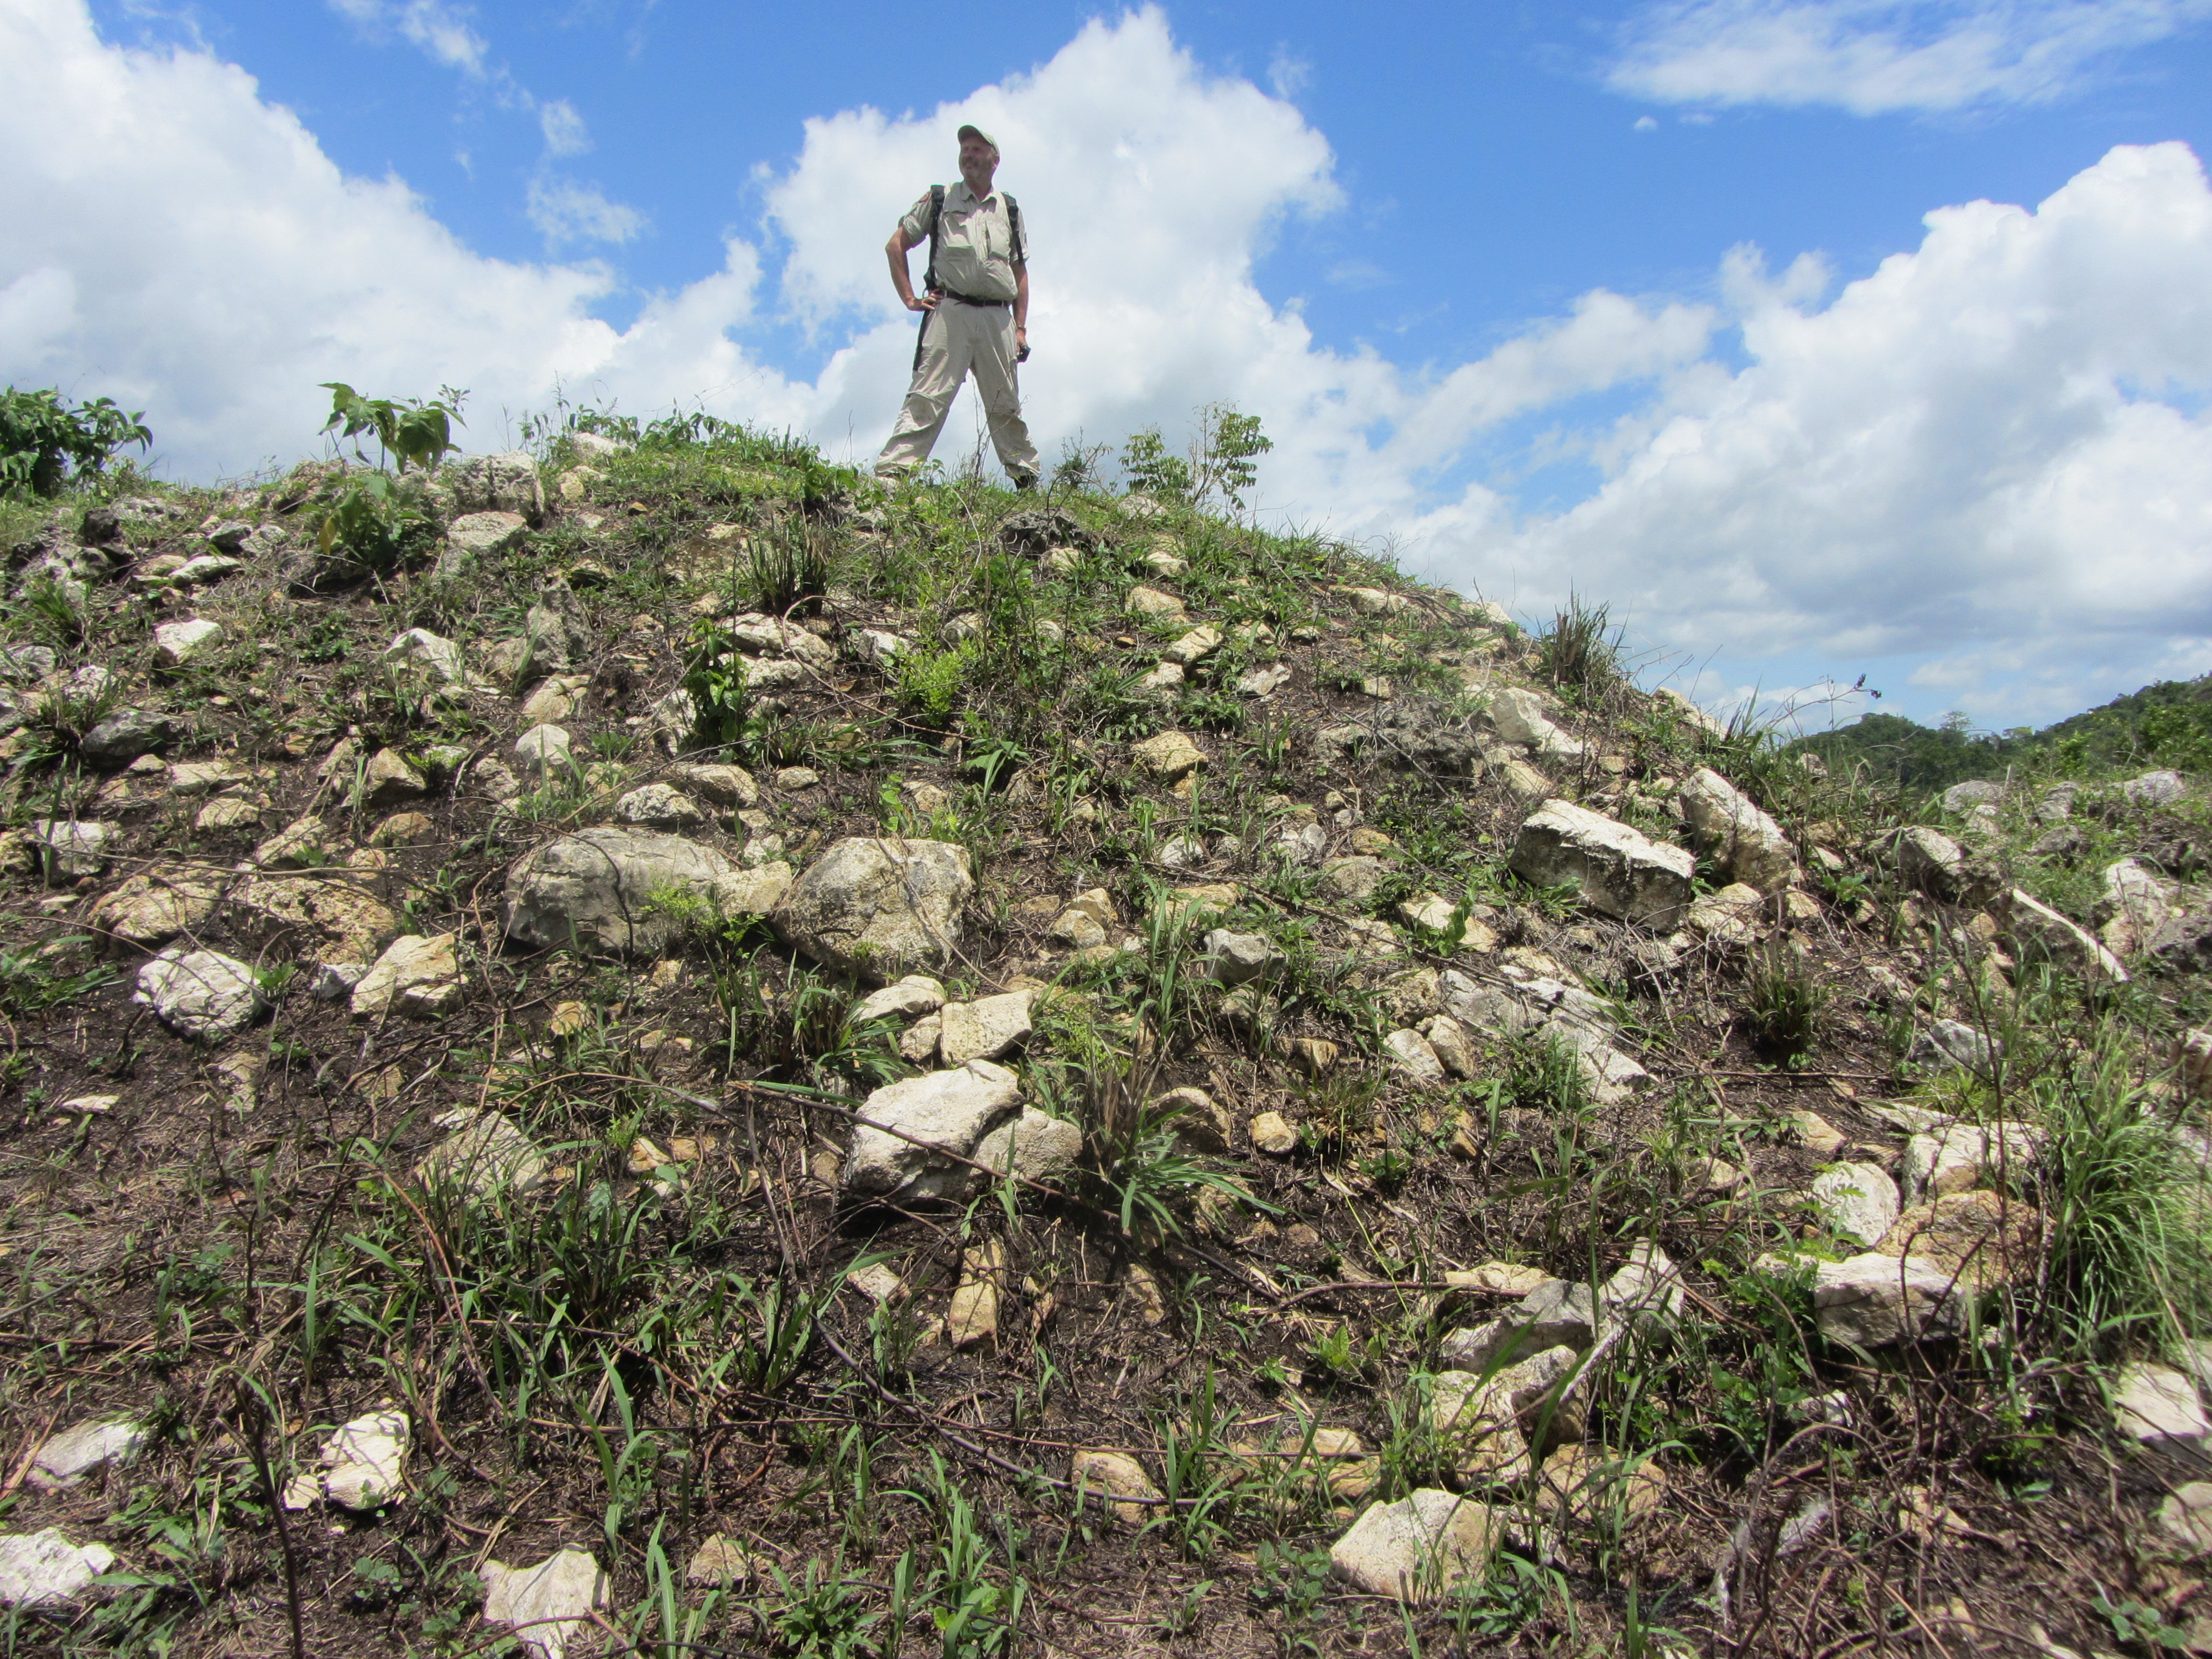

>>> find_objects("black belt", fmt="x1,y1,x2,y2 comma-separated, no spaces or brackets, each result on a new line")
936,288,1009,307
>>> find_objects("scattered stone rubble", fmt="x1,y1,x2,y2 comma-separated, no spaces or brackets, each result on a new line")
13,449,2212,1649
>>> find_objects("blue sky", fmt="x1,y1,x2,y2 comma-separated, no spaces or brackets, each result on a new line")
14,1,2212,731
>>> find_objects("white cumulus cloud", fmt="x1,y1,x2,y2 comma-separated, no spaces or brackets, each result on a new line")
3,1,2210,725
327,0,488,78
526,176,646,247
538,98,591,157
1608,0,2212,114
1418,142,2212,723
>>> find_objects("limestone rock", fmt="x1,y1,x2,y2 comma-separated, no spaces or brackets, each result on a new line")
361,747,426,807
1426,1373,1533,1482
281,1410,409,1510
1811,1163,1901,1249
2125,770,2187,807
1319,855,1391,905
1509,799,1693,927
1384,1028,1445,1086
851,628,911,668
773,838,972,982
482,1547,607,1659
446,510,528,560
671,761,759,807
195,795,264,832
973,1108,1082,1187
2001,887,2127,982
1908,1018,2001,1079
938,990,1035,1065
518,674,589,724
1329,1489,1498,1601
1653,686,1725,739
505,827,738,956
231,872,401,966
721,612,835,665
849,975,946,1025
1376,966,1441,1023
418,1108,546,1197
843,1061,1022,1201
2100,857,2178,958
1443,1278,1597,1372
513,724,571,781
685,1536,767,1588
88,868,223,947
947,1239,1004,1349
1893,827,1965,899
1600,1243,1684,1327
2157,1483,2212,1554
898,1012,942,1063
27,1420,147,1491
2113,1362,2210,1448
81,707,173,768
1876,1190,2043,1291
1536,1447,1667,1528
1250,1111,1300,1155
1901,1119,2044,1203
1125,585,1186,619
0,1530,118,1608
1162,625,1222,666
154,617,224,667
28,819,109,879
440,450,546,522
1491,687,1583,759
1942,779,2007,815
351,934,462,1019
133,947,264,1040
1423,1014,1479,1078
382,627,471,686
1683,881,1766,944
1801,1252,1968,1347
611,783,706,830
1679,768,1797,894
1203,928,1277,984
714,862,793,916
1050,905,1108,950
1071,1450,1161,1526
1131,729,1205,781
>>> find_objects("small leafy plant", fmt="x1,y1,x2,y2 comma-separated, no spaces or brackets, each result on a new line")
1121,427,1192,500
0,387,151,497
312,383,465,576
318,382,465,473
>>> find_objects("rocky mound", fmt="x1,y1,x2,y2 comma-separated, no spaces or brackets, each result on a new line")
0,427,2205,1655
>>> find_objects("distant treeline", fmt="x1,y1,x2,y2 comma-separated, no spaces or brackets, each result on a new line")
1782,674,2212,796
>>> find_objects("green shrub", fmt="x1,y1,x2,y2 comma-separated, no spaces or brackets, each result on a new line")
0,387,150,497
1120,427,1191,500
894,639,977,724
316,471,432,574
318,382,463,473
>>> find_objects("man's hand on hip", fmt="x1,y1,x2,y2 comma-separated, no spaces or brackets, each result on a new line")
905,292,939,312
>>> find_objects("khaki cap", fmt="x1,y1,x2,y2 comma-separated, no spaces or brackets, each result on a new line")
957,123,998,150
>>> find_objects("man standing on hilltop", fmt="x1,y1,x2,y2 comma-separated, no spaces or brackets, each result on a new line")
873,125,1040,489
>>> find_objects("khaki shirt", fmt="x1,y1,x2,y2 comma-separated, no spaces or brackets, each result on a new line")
899,180,1025,304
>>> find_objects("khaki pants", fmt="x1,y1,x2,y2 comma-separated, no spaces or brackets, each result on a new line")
875,300,1039,481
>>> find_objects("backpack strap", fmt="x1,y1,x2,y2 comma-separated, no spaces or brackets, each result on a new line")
1005,194,1025,265
922,183,946,295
